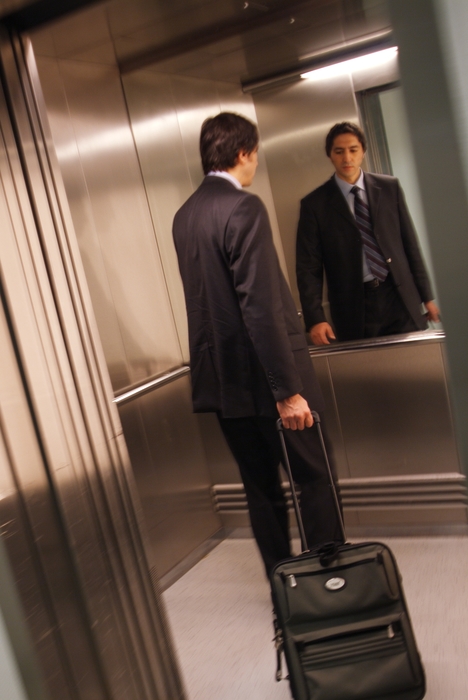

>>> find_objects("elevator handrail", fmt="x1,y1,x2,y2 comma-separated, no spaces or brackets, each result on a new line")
308,329,445,357
113,366,190,404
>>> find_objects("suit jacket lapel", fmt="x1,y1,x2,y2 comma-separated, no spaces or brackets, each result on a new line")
364,173,382,224
326,176,359,229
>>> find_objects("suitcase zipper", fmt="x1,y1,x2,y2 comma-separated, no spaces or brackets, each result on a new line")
281,555,380,582
297,620,405,666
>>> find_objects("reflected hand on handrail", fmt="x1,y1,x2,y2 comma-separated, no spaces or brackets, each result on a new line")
310,322,336,346
425,300,440,323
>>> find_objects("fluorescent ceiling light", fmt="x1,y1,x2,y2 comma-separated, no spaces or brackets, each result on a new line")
300,46,398,81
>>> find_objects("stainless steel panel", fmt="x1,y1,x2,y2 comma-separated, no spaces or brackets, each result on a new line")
195,413,241,485
310,354,350,478
213,473,468,533
118,375,222,578
121,69,197,361
35,55,183,391
123,69,289,364
329,341,459,478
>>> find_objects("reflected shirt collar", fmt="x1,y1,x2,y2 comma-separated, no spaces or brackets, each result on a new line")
207,171,242,190
334,169,365,196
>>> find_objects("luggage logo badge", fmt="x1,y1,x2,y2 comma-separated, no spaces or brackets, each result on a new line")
324,576,346,591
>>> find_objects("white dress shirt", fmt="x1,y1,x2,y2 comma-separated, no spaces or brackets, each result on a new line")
207,170,242,190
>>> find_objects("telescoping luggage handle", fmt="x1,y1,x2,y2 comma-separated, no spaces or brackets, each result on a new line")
276,411,346,553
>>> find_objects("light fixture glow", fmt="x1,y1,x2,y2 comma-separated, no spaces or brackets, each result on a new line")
300,46,398,81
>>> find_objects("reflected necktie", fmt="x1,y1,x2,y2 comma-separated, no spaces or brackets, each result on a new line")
351,185,388,282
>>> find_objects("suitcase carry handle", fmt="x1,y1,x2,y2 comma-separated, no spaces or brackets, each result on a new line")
276,411,346,553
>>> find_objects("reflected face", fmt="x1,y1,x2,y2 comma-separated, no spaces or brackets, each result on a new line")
329,134,365,184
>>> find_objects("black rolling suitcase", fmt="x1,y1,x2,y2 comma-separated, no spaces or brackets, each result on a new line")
271,413,426,700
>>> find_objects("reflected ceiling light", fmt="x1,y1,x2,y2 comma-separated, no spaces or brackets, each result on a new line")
300,47,398,81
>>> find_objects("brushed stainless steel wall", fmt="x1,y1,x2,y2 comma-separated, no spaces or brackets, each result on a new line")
34,55,183,392
0,33,184,699
31,34,223,581
122,68,289,360
117,373,222,583
311,334,465,530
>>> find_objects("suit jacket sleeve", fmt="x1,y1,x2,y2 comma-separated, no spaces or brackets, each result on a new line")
396,182,434,303
296,198,327,331
225,194,304,402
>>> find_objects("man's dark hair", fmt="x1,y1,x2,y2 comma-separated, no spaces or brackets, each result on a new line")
200,112,259,175
325,122,367,156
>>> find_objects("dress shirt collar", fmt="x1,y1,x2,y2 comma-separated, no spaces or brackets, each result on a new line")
334,169,365,197
207,171,242,190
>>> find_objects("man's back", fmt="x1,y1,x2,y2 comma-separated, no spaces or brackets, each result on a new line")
173,175,311,418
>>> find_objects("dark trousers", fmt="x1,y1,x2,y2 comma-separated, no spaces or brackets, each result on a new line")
364,276,421,338
217,414,343,576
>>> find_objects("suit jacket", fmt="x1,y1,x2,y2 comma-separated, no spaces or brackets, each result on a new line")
296,173,434,341
173,175,324,418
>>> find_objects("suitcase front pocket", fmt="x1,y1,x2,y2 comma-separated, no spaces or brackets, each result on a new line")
294,618,418,700
283,554,397,624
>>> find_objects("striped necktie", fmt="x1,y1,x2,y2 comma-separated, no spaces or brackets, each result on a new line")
351,185,388,282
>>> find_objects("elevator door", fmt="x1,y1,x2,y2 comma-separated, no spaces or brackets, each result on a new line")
0,30,185,700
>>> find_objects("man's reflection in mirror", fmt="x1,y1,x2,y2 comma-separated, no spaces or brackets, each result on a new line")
296,122,440,346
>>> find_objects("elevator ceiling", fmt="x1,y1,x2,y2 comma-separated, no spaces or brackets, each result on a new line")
27,0,391,86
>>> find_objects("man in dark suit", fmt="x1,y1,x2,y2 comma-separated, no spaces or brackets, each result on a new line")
296,122,440,345
173,113,342,575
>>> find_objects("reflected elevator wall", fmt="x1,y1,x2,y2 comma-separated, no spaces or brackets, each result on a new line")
252,54,400,309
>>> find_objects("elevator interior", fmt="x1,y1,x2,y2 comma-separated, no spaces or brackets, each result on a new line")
19,0,464,580
1,1,468,698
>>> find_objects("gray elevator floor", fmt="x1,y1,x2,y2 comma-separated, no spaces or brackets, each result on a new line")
164,537,468,700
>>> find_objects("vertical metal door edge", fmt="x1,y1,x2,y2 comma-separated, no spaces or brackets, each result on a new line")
16,36,185,698
0,26,185,700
